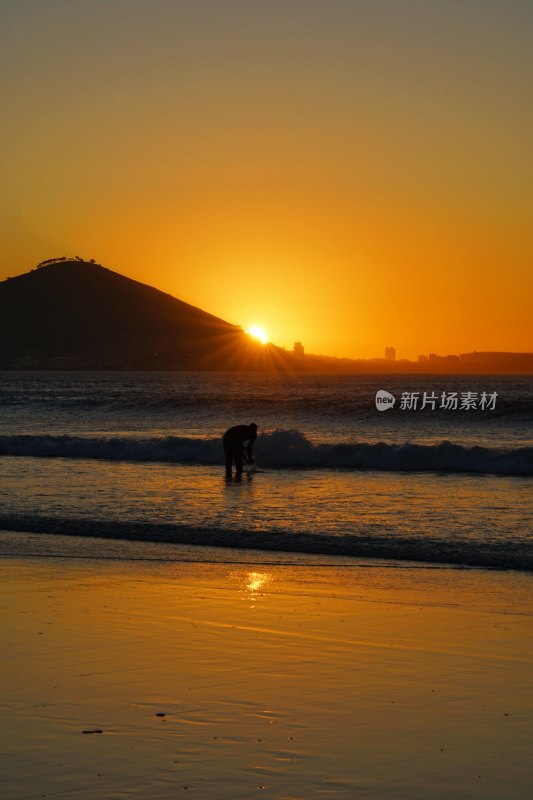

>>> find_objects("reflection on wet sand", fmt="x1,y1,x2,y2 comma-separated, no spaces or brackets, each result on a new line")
230,569,273,607
1,557,532,800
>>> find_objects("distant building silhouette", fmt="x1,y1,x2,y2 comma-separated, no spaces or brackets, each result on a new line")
385,346,396,361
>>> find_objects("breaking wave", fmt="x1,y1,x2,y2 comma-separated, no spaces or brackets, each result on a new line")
1,429,532,476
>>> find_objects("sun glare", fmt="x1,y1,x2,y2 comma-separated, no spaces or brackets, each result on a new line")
246,325,268,345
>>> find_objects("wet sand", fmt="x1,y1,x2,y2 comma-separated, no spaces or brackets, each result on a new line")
1,551,532,799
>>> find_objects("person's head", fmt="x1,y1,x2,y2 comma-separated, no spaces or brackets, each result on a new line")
248,422,258,434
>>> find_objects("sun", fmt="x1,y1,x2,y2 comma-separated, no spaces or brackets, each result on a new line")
246,325,269,345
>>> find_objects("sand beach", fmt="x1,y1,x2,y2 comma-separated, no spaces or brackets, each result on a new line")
1,538,532,800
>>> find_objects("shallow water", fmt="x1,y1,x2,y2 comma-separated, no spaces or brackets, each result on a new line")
0,456,531,569
1,371,531,570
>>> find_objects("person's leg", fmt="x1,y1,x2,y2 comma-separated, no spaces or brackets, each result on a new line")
223,442,233,477
234,451,243,478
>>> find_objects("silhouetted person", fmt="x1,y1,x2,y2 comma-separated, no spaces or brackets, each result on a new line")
223,423,258,479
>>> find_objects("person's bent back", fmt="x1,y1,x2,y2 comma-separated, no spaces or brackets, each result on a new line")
223,423,258,478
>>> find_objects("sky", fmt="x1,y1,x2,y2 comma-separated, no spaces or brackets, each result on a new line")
1,0,532,360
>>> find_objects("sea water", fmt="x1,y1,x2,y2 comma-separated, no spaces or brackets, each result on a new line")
0,371,531,570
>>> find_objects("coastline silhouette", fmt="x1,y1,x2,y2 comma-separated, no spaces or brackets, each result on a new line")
1,258,532,373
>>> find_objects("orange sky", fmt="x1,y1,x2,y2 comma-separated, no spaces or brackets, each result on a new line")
1,0,532,359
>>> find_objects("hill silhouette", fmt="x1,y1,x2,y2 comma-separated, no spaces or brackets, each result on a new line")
1,259,531,372
0,259,283,370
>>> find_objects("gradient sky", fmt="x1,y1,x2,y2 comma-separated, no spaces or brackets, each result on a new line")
1,0,532,359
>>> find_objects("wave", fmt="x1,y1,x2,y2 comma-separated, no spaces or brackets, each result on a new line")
0,514,531,571
1,429,532,475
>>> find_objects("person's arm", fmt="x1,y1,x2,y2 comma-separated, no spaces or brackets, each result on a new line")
246,435,256,464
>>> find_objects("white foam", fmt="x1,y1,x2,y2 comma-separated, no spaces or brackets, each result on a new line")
1,430,532,476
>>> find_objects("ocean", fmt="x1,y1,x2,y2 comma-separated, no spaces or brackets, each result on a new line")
0,371,531,571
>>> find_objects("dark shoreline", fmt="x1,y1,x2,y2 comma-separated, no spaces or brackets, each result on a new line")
1,515,531,573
